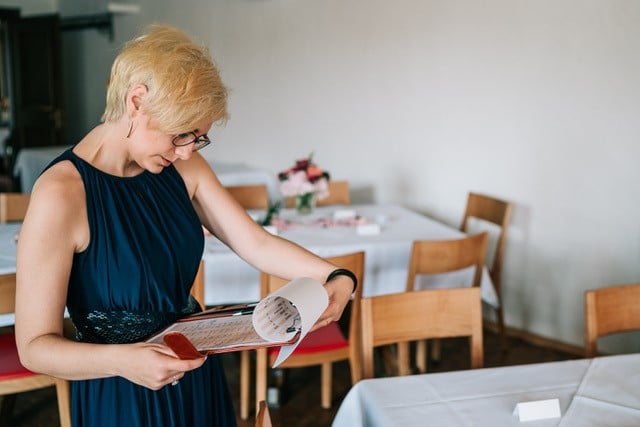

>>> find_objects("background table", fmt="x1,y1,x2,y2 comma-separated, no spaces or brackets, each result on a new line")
203,204,497,306
13,145,280,199
0,222,21,326
13,146,70,192
332,353,640,426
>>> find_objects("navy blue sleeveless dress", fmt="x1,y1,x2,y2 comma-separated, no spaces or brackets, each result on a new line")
47,149,236,427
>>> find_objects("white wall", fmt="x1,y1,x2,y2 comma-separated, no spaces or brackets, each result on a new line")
0,0,55,14
10,0,640,353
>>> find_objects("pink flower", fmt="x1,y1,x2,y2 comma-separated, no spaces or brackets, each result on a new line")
278,154,331,199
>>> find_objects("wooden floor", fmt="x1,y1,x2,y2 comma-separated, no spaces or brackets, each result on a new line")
2,329,579,427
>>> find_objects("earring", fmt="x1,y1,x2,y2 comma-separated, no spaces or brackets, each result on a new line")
126,120,133,138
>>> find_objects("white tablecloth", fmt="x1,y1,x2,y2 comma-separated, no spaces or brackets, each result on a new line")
332,354,640,427
0,222,21,327
13,146,280,200
203,204,498,307
1,204,497,326
13,145,70,192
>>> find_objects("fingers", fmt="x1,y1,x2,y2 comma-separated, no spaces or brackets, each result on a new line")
309,316,334,332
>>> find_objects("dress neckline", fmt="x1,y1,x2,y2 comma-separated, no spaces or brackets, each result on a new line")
67,147,153,181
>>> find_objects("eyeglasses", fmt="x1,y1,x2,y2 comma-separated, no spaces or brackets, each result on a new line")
171,131,211,151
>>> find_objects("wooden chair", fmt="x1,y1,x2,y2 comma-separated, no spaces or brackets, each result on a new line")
226,185,270,210
317,181,350,206
255,400,273,427
584,283,640,357
0,273,71,427
405,232,488,373
361,287,484,379
0,193,30,223
285,180,351,208
249,251,365,414
460,192,512,352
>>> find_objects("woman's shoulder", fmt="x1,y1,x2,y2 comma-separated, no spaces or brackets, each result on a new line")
31,157,84,207
173,152,219,197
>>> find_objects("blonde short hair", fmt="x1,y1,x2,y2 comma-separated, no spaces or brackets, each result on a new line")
102,24,228,133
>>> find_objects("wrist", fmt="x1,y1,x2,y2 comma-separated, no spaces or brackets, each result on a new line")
326,268,357,294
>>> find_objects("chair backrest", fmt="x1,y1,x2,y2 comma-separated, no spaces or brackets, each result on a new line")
285,180,351,208
260,251,365,370
226,185,269,210
584,283,640,357
361,287,483,379
190,260,205,310
0,273,17,314
405,232,488,292
255,400,273,427
0,192,30,223
460,192,511,281
317,180,350,206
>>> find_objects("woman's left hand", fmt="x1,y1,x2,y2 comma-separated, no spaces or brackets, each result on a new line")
310,275,354,332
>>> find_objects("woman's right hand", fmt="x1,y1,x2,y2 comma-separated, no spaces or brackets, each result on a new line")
116,342,208,390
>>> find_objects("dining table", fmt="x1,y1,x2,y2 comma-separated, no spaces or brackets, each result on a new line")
0,203,497,326
0,222,21,327
202,203,498,307
13,145,280,199
331,353,640,426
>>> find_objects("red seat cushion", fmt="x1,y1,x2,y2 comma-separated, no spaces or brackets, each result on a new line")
268,322,348,356
0,333,37,380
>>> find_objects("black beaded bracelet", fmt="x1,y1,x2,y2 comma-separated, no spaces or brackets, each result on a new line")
326,268,357,293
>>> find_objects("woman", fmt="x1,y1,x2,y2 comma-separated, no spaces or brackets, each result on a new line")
14,24,355,426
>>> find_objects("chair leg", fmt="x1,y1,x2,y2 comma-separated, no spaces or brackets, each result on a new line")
430,338,442,363
397,342,410,376
415,340,427,373
255,349,268,414
381,345,398,376
321,362,332,409
240,350,250,420
496,304,508,356
55,378,72,427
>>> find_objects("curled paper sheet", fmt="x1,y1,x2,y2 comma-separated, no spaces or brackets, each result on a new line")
252,277,329,367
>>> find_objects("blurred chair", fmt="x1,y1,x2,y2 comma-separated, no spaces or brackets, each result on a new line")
460,192,512,352
226,185,269,210
584,283,640,357
317,181,350,206
285,180,351,208
255,400,272,427
224,184,269,420
405,232,488,373
250,251,365,414
190,260,205,310
0,193,30,223
0,273,71,427
361,287,483,379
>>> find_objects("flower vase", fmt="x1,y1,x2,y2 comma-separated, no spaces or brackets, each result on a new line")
294,192,316,214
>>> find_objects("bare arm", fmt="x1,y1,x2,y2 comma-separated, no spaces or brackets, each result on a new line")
14,162,206,389
176,154,354,329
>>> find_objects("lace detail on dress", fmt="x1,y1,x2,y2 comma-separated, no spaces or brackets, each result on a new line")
72,297,202,344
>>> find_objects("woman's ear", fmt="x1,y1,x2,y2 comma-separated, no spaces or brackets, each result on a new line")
126,84,148,116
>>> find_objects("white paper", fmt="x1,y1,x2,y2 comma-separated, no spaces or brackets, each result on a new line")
357,223,381,235
513,398,561,422
333,209,357,220
252,277,328,367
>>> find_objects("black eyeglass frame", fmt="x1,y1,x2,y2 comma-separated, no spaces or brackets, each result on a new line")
171,131,211,151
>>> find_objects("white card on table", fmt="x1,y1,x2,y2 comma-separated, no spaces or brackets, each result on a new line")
356,223,381,236
513,398,561,422
333,209,357,220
